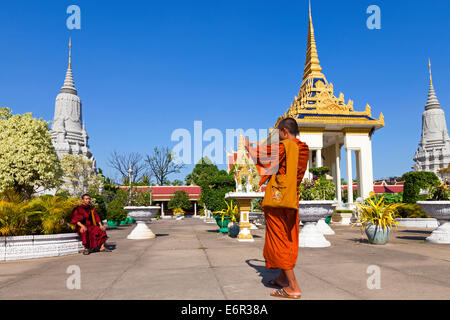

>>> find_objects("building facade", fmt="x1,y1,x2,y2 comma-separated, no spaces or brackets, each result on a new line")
50,39,95,166
413,60,450,178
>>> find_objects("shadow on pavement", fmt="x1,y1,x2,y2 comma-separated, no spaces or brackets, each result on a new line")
398,230,433,234
396,236,427,241
246,258,279,289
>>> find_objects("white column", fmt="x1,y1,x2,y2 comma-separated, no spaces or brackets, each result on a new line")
335,137,342,203
161,202,165,218
194,201,197,216
355,150,361,199
308,151,313,179
305,154,311,181
316,149,322,167
346,148,353,205
359,135,374,199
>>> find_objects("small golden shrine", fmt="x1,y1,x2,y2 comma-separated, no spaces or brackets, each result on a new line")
232,134,261,193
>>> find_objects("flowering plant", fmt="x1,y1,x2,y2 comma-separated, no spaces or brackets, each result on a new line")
213,200,239,223
299,176,335,201
428,180,450,201
173,208,185,215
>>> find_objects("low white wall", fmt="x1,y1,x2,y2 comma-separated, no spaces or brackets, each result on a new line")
0,233,83,261
396,218,439,229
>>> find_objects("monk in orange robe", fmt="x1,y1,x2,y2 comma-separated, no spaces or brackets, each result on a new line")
246,117,309,299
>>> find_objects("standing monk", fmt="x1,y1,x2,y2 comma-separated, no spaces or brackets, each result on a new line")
245,117,309,299
71,193,109,255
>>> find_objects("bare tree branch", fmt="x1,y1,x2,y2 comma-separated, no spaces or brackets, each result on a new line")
145,147,185,186
108,151,148,183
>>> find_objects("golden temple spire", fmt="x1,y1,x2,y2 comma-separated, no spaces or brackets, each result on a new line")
428,58,433,86
68,37,72,70
303,1,324,81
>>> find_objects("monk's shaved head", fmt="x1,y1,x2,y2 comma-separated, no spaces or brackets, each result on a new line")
278,118,298,135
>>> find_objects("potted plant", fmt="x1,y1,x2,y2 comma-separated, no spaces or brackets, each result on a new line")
417,180,450,244
106,200,127,227
352,196,403,245
226,201,240,238
298,167,336,247
173,208,185,219
213,201,238,234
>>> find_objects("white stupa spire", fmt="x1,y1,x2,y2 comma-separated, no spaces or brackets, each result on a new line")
50,38,94,164
425,59,440,110
61,38,77,95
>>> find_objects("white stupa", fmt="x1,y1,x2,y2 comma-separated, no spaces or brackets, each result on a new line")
50,39,95,167
413,60,450,177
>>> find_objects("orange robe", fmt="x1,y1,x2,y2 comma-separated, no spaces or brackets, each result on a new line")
247,138,309,270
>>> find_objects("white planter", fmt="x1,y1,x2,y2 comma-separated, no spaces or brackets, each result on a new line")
298,201,335,248
125,206,160,240
396,218,439,229
0,233,83,261
316,218,335,235
417,201,450,244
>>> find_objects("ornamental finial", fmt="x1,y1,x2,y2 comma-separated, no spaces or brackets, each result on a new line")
68,37,72,70
303,0,324,81
428,58,432,86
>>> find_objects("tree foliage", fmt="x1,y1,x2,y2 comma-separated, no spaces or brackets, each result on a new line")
168,190,191,210
0,111,63,198
185,157,216,185
145,147,185,185
108,151,148,184
401,171,440,203
60,154,104,198
187,158,235,212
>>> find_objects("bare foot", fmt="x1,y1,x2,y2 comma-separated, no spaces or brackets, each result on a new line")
282,286,302,297
268,278,289,288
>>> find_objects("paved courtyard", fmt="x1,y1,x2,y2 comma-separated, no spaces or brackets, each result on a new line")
0,218,449,300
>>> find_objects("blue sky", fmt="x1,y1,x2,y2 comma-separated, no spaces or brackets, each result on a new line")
1,0,449,183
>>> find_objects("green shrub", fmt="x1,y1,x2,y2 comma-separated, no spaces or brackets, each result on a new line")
402,171,440,203
368,193,403,204
106,200,127,221
168,190,191,211
309,166,330,178
92,194,107,221
396,203,430,218
134,190,153,206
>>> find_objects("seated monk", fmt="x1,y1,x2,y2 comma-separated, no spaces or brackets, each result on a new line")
245,117,309,299
71,193,109,255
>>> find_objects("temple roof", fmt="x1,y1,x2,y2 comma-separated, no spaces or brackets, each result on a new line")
275,4,384,131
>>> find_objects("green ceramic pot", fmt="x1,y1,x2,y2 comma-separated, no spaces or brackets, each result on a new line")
365,224,391,245
228,222,240,238
125,217,134,224
215,217,231,234
107,220,120,227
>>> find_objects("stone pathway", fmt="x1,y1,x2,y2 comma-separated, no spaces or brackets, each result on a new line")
0,218,449,300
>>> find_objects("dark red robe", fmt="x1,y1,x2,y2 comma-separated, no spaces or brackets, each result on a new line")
71,205,108,249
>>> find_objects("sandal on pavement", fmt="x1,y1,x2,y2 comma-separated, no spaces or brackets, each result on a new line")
82,249,90,255
270,288,301,300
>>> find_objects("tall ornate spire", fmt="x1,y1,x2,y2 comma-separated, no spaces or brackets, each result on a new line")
425,59,440,110
302,1,325,82
61,38,77,95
